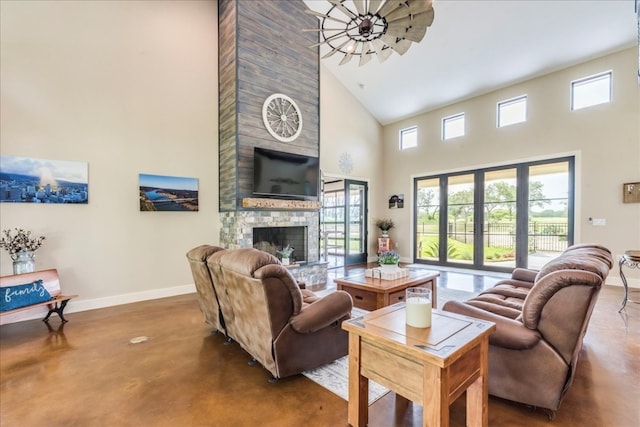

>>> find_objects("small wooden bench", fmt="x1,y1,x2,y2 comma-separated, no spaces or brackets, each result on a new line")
0,269,78,322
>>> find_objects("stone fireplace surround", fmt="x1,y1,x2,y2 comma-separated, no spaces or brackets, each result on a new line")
220,209,328,285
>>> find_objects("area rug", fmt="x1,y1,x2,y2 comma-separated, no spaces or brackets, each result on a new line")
302,308,389,405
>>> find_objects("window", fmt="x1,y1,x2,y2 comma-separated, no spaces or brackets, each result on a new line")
442,113,465,140
571,71,612,111
497,95,527,127
400,126,418,150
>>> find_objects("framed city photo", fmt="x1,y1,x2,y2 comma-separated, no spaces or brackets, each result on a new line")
0,155,89,204
139,173,198,212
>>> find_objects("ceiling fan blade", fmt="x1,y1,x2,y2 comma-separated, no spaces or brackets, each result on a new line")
386,8,435,27
379,0,433,20
376,0,401,18
339,52,355,65
385,10,433,42
404,24,428,43
308,30,349,48
303,28,344,32
377,47,394,62
321,37,353,58
359,41,373,66
304,9,350,25
328,0,358,19
353,0,366,15
371,38,393,62
381,33,412,55
359,52,373,67
393,39,412,55
368,0,384,14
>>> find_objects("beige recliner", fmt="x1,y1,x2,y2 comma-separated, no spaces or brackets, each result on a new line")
443,243,613,418
205,247,353,380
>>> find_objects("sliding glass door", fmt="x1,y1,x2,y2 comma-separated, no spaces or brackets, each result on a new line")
483,168,518,269
414,157,574,272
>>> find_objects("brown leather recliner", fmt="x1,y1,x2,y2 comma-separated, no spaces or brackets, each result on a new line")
186,245,227,334
443,244,613,417
206,247,353,379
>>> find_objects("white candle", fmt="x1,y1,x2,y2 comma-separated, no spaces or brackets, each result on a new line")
406,296,432,328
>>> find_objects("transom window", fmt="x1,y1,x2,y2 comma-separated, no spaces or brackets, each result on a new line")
571,71,612,111
400,126,418,150
497,95,527,127
442,113,465,140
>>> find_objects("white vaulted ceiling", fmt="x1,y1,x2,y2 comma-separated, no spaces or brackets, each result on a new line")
303,0,638,125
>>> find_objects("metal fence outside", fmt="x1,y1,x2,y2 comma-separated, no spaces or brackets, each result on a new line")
417,221,568,253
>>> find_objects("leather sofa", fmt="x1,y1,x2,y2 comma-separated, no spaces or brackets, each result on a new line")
187,246,353,380
443,243,613,417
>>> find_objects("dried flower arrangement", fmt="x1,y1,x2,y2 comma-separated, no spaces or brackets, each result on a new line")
375,218,394,231
0,228,46,255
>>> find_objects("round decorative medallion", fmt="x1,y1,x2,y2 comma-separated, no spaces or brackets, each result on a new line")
339,152,353,174
262,93,303,142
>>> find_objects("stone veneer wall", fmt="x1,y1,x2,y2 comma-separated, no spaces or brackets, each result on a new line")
218,0,319,211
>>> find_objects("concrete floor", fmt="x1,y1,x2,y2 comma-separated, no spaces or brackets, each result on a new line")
1,273,638,426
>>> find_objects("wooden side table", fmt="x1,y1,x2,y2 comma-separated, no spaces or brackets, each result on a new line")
342,304,496,427
619,250,640,312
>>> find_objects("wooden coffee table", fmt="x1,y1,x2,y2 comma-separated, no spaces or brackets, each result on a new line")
342,304,496,427
335,270,439,311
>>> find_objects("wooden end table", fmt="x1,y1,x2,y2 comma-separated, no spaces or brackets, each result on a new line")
335,270,439,311
342,304,496,427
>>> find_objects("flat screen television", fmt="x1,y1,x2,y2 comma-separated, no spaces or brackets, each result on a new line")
253,147,319,200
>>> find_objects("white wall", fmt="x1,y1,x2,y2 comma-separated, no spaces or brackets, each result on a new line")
380,48,640,285
0,0,221,322
319,65,385,258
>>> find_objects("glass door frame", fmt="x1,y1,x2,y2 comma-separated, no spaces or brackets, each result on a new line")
344,179,368,265
321,175,369,268
413,156,574,273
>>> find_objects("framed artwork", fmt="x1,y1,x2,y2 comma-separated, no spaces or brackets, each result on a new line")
388,194,404,209
0,155,88,204
139,173,198,212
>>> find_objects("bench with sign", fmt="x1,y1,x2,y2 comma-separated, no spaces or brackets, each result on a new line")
0,269,78,322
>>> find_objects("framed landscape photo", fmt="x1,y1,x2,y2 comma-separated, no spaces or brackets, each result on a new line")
0,155,89,204
139,173,199,212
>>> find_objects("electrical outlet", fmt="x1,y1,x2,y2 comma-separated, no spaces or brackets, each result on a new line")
592,218,606,226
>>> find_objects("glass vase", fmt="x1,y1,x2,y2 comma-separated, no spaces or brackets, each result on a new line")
11,250,36,275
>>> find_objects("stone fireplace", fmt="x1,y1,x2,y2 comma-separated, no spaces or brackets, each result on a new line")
218,1,325,284
219,209,327,285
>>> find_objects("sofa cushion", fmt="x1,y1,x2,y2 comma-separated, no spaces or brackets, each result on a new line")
464,279,531,319
535,245,612,282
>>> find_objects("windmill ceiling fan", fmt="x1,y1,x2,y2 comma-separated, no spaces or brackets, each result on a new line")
305,0,435,66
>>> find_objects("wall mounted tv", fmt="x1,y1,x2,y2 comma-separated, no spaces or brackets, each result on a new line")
253,147,319,200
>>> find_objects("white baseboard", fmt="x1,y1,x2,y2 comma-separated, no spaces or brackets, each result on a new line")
0,283,196,326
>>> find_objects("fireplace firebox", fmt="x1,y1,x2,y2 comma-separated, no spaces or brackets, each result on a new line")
253,226,307,263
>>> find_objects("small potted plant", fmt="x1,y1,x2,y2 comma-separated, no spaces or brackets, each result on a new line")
277,245,295,266
375,218,394,237
0,228,46,274
378,250,399,273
